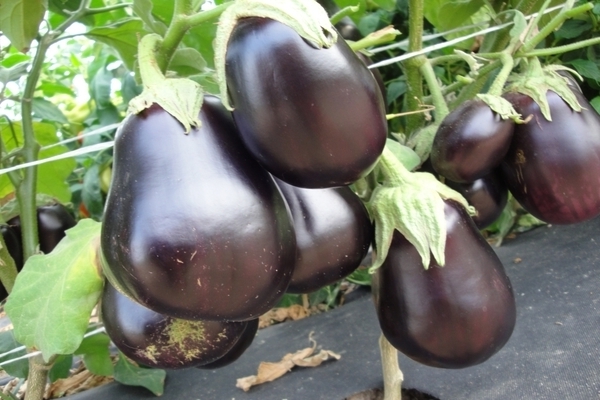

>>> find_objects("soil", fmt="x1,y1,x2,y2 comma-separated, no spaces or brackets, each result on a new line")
346,388,440,400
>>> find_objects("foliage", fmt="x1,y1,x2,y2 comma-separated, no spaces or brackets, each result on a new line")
0,0,598,399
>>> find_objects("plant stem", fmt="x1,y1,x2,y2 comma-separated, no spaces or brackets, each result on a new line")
157,1,232,73
419,59,449,120
379,146,413,187
329,5,360,25
404,0,425,135
520,36,600,58
486,52,514,96
349,28,399,52
522,2,592,53
379,334,403,400
25,355,54,400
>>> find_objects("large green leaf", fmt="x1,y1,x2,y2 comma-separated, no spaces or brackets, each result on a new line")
0,330,28,378
114,353,166,396
75,333,113,376
86,19,146,71
5,219,104,361
0,121,76,202
423,0,485,34
0,0,47,52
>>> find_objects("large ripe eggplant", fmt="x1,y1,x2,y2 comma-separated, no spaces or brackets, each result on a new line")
273,178,372,293
101,282,251,369
373,200,516,369
501,89,600,224
225,18,387,188
101,96,297,321
431,99,514,183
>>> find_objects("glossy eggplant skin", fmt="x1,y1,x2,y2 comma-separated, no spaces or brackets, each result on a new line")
0,225,24,300
196,317,259,369
373,201,516,369
274,178,373,294
101,96,297,321
431,99,514,183
225,18,387,188
500,90,600,224
9,203,76,254
445,171,508,229
101,282,249,369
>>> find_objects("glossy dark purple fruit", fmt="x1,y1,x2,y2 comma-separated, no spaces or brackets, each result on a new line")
101,96,296,321
197,318,259,369
9,203,76,254
431,99,514,183
373,200,516,369
101,282,250,369
445,171,508,229
274,178,373,294
501,89,600,224
225,17,387,188
0,224,24,300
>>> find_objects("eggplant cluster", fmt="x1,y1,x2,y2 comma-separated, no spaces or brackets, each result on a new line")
0,204,76,300
430,77,600,226
100,18,382,366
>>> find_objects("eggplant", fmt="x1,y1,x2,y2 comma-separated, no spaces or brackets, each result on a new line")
196,317,259,369
101,96,297,321
101,282,250,369
225,17,387,188
274,178,373,294
445,171,508,229
9,203,77,254
373,200,516,369
431,99,514,183
501,88,600,224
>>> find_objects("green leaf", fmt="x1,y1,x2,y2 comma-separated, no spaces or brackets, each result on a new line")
386,79,407,106
0,330,28,378
346,267,372,286
0,0,46,52
49,354,73,382
0,62,29,85
32,98,69,124
423,0,485,33
38,82,76,97
89,67,114,109
385,139,420,171
0,121,76,202
0,53,30,68
590,96,600,114
133,0,167,35
82,164,104,220
121,73,142,105
169,47,208,77
75,333,114,376
86,19,147,71
114,353,166,396
5,219,104,361
570,59,600,84
555,19,591,40
277,293,302,307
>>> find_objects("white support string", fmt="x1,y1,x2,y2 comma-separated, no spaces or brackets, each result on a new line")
0,326,107,367
367,4,566,69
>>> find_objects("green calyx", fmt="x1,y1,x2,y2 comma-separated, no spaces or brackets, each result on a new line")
214,0,338,111
505,59,583,121
128,34,203,133
367,146,474,273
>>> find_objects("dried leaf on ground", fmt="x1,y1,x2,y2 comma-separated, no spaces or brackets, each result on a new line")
236,333,341,392
259,304,329,329
46,363,114,399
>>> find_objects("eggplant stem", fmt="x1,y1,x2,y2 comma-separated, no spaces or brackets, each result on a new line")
379,333,403,400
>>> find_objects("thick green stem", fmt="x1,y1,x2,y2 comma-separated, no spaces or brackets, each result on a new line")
25,355,54,400
487,52,514,96
404,0,425,135
138,34,167,87
380,334,403,400
521,36,600,58
349,29,399,52
329,5,360,25
379,146,413,186
419,59,449,121
186,2,233,28
522,2,592,53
